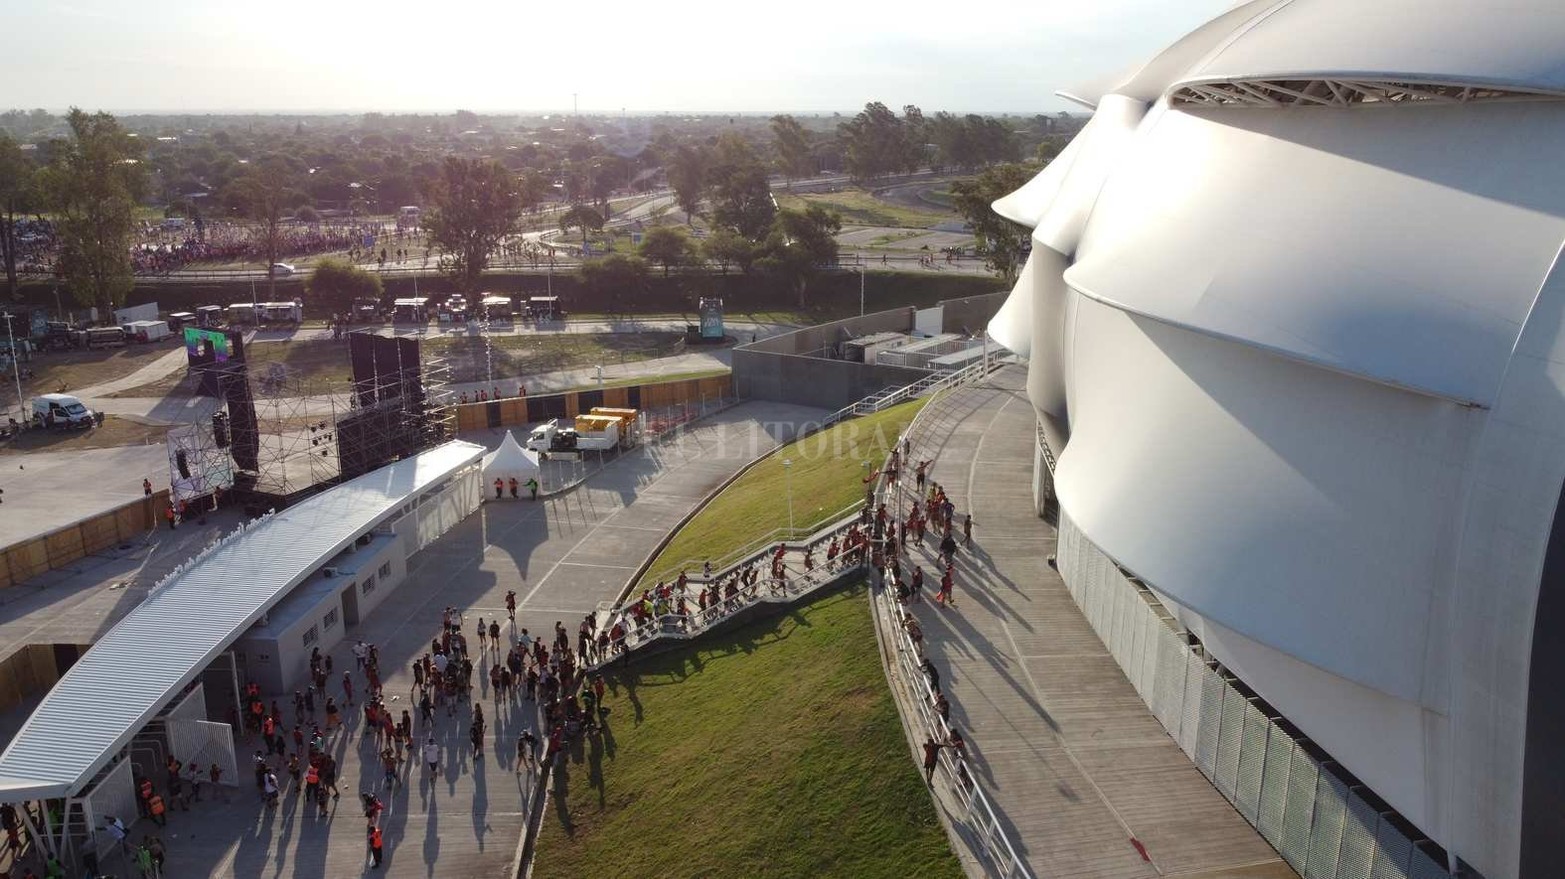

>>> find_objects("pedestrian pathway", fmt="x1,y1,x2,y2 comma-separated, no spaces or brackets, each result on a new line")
890,367,1294,879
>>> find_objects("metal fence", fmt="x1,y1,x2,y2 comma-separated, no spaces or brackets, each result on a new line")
1055,509,1456,879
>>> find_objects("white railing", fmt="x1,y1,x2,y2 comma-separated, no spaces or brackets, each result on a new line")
868,374,1033,879
589,518,871,663
822,353,998,428
638,500,865,588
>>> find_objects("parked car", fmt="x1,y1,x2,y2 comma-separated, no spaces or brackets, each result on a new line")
270,263,297,276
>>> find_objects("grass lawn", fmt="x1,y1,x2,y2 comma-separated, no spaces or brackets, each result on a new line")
535,581,961,879
776,190,953,229
640,398,925,585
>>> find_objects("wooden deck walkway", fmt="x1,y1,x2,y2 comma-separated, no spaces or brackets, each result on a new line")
899,367,1296,879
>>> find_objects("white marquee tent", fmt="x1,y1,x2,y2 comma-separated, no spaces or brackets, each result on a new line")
481,431,542,486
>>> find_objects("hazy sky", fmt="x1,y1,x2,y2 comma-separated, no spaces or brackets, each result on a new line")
1,0,1230,114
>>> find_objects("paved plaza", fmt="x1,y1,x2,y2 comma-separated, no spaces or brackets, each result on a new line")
0,401,822,878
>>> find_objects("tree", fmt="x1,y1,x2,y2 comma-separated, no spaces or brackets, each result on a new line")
306,257,382,316
837,102,923,181
424,157,522,292
588,155,630,219
234,157,299,298
666,145,706,224
638,225,695,276
38,109,147,315
950,163,1034,285
558,204,604,253
0,134,36,300
577,253,648,310
756,204,842,308
770,115,814,188
516,169,549,216
707,133,775,241
700,228,758,275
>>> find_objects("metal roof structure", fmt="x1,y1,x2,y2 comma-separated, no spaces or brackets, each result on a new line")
0,440,485,800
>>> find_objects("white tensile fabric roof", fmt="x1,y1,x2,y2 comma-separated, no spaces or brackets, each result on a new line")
481,431,541,482
0,440,485,800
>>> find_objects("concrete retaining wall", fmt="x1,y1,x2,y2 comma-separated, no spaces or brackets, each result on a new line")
732,293,1006,411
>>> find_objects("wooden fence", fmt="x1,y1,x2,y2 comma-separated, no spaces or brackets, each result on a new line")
452,375,736,433
0,490,168,590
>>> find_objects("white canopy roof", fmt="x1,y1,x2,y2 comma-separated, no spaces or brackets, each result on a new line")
482,431,541,483
0,440,485,800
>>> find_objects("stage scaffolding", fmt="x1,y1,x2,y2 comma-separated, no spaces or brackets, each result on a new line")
168,348,453,507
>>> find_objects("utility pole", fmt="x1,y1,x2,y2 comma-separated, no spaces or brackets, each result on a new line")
859,259,866,316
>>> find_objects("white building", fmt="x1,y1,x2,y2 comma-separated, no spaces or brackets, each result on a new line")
988,2,1565,877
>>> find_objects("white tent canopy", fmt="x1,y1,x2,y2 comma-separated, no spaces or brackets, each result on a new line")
482,431,542,484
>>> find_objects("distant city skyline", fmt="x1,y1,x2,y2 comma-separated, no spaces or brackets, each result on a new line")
1,0,1229,114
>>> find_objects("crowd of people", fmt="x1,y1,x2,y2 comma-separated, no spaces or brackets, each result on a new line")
12,217,413,278
870,439,978,793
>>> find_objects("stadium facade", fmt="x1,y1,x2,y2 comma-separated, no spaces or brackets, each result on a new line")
987,2,1565,877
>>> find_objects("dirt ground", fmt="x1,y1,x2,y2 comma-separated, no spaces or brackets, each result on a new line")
5,341,181,397
109,332,693,397
0,415,167,454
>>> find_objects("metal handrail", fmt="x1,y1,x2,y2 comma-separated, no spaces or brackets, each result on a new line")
591,526,870,662
869,373,1033,879
638,500,865,587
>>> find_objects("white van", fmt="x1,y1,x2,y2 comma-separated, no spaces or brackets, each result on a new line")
32,393,96,429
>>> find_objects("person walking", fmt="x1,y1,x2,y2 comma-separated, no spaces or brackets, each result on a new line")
526,476,539,501
342,671,355,706
164,504,177,530
423,736,441,776
962,513,974,548
102,815,129,859
369,824,385,868
506,590,517,621
143,478,153,497
493,477,504,500
147,791,167,826
509,477,519,499
922,736,947,784
922,658,942,695
516,730,537,774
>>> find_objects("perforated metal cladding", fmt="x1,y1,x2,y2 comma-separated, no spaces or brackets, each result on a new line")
1371,818,1414,879
1259,728,1294,848
1236,700,1268,822
1408,846,1448,879
1306,771,1349,879
1339,791,1380,879
1196,663,1225,776
1282,746,1320,869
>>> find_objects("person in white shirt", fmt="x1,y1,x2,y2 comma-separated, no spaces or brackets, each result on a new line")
423,737,441,775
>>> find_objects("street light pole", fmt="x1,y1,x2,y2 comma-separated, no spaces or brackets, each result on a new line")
783,458,794,533
2,313,22,425
859,259,866,317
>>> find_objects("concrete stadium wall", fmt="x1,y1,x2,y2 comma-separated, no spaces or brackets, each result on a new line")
733,293,1006,411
